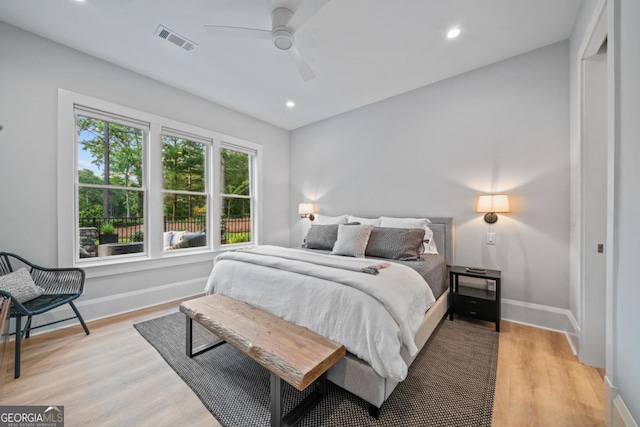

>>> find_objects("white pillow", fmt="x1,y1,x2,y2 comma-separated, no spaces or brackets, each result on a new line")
163,231,174,248
0,268,45,303
379,216,431,227
378,216,438,254
331,224,374,258
170,231,187,246
347,215,381,226
422,227,438,254
314,214,349,225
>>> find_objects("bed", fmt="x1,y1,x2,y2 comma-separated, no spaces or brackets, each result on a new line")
204,217,454,415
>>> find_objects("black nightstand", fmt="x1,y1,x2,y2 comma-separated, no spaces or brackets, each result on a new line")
449,266,501,332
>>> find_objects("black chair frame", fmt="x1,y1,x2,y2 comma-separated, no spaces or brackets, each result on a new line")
0,252,90,378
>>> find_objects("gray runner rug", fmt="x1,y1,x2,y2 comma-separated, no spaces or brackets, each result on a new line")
134,312,498,427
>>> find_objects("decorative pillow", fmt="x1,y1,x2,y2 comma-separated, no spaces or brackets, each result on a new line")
181,231,205,241
170,231,187,246
304,224,340,250
332,224,374,258
314,214,349,225
378,216,438,254
0,268,45,303
365,227,425,261
347,215,381,226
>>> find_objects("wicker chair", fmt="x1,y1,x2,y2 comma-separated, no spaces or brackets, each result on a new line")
0,253,90,378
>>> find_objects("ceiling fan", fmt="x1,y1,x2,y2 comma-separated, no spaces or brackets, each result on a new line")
204,0,330,81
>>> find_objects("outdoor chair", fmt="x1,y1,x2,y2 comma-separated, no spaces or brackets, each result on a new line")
0,252,90,378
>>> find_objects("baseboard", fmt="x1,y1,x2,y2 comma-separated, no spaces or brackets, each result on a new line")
17,276,208,335
612,395,638,427
605,375,639,427
501,298,580,354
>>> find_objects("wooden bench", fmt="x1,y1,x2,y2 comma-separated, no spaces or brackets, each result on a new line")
179,294,346,427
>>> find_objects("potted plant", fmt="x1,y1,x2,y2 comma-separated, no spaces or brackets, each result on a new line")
99,223,118,244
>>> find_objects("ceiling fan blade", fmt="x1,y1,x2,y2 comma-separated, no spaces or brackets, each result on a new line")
286,0,331,32
288,46,315,81
204,25,272,40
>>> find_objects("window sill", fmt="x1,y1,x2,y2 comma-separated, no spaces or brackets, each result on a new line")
77,243,256,279
79,250,220,279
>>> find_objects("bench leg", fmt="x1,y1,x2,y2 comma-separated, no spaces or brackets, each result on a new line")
186,316,193,357
270,373,283,427
271,372,327,427
185,315,226,358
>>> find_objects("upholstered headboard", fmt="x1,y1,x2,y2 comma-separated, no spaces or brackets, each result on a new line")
426,217,455,266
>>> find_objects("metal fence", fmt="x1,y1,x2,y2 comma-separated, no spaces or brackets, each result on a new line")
79,215,250,244
221,215,251,244
79,216,207,242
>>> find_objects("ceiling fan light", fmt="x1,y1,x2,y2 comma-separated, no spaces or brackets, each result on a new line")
273,29,293,50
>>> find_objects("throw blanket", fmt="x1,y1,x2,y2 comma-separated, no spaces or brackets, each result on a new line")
204,246,436,381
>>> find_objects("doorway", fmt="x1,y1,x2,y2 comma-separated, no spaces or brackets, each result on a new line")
580,12,608,368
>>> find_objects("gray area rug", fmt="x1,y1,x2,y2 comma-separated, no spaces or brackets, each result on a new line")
134,312,498,427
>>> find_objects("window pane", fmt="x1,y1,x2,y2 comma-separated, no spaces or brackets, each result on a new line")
163,194,207,250
78,188,145,258
220,149,250,196
77,116,143,188
221,197,251,245
162,136,206,192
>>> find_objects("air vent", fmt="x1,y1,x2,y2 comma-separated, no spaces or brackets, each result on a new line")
155,25,198,52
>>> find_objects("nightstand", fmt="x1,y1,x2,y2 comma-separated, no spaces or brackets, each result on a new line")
449,266,501,332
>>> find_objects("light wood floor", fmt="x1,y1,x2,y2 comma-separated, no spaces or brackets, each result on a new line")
0,302,604,427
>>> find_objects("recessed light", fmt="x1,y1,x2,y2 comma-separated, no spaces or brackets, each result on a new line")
447,28,461,39
286,100,295,108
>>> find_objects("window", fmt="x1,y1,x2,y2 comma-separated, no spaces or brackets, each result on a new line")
76,109,148,259
61,90,261,267
220,146,255,245
162,130,209,251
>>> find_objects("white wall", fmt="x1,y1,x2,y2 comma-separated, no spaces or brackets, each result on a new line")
612,0,640,422
290,42,571,324
0,22,290,323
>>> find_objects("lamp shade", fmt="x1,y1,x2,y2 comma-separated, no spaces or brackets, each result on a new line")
298,203,315,215
477,195,510,213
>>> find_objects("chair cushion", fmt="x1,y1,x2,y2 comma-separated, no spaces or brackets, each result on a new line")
0,268,45,303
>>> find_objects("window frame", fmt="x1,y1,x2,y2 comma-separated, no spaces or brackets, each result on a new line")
220,143,257,248
161,128,211,252
58,89,262,276
75,108,150,262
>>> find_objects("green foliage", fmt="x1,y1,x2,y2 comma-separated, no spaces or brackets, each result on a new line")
129,230,144,242
100,223,115,234
227,233,250,244
77,117,253,232
221,149,251,219
77,116,144,219
162,136,207,220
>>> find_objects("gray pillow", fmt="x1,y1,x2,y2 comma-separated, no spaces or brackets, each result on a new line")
303,223,360,250
365,227,425,261
0,268,45,303
303,224,340,250
332,224,374,258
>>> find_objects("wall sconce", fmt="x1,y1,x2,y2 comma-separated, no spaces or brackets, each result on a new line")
477,194,510,223
298,203,315,221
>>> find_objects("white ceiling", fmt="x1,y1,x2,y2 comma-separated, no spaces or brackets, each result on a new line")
0,0,582,130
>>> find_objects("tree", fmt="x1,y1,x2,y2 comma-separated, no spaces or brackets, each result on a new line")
221,149,250,218
78,169,104,219
77,116,143,219
162,136,206,220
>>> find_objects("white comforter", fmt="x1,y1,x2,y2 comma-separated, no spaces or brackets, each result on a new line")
204,245,435,381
